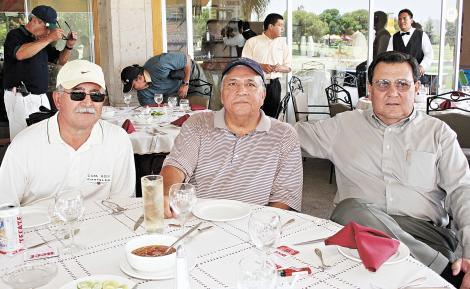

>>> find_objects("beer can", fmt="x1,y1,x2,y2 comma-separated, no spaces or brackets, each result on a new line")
0,204,24,255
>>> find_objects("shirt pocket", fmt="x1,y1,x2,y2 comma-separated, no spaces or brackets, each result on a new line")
406,150,437,189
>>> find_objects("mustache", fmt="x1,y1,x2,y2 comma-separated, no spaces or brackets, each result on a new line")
74,107,96,114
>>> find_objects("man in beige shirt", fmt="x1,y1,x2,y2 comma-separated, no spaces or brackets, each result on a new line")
296,51,470,288
242,13,291,118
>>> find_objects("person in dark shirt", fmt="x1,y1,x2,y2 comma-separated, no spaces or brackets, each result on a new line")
241,21,257,41
3,5,77,139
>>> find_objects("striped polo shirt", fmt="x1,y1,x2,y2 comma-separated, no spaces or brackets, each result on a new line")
163,109,303,211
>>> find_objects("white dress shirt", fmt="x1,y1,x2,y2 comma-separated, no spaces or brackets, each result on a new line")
387,27,433,70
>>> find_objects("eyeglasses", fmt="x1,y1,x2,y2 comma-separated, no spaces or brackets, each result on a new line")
56,20,72,40
372,79,414,92
65,91,106,102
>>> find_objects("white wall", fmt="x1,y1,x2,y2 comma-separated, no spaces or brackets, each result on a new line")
98,0,154,106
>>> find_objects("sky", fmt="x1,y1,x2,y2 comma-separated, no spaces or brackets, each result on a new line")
263,0,454,22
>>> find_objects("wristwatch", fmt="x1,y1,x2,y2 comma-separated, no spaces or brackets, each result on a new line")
182,81,189,86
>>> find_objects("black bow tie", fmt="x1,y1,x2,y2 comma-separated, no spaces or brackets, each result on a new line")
401,32,410,36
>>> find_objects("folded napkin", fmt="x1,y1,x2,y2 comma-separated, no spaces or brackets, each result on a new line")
171,114,190,127
147,103,160,107
438,99,451,110
122,119,136,134
325,222,399,272
190,104,206,111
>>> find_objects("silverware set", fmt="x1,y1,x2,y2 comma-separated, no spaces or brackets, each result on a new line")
27,229,80,250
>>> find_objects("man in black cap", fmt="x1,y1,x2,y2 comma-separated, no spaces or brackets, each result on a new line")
3,5,77,139
121,52,209,107
160,57,303,217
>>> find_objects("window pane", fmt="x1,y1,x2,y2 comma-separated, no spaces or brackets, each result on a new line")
166,0,187,53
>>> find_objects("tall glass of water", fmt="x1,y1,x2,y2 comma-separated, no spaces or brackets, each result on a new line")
154,93,163,107
248,210,281,255
169,183,197,228
123,94,132,109
141,175,164,233
54,190,84,254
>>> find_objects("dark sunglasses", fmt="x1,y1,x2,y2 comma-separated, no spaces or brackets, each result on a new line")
56,20,72,40
65,91,106,102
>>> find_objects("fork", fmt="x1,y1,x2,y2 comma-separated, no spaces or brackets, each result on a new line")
101,200,127,214
370,276,427,289
27,229,80,249
314,248,331,271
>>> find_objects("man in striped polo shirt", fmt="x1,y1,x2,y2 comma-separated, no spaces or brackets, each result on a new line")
161,57,302,216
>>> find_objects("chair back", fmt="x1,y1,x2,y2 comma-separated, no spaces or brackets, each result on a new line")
356,61,368,98
325,83,353,117
426,91,470,114
187,62,213,109
288,76,305,122
432,113,470,148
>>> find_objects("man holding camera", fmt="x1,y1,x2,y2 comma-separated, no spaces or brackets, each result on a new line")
3,5,77,139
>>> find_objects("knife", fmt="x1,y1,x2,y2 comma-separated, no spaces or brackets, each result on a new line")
292,237,328,246
133,214,144,231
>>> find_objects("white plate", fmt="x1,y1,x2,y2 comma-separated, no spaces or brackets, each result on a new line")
192,199,251,222
120,259,174,280
58,274,136,289
20,207,50,228
337,241,410,265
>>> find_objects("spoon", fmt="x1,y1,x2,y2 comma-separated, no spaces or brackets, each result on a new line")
281,218,295,231
314,248,330,271
164,222,202,254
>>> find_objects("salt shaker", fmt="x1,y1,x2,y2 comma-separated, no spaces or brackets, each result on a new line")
175,245,191,289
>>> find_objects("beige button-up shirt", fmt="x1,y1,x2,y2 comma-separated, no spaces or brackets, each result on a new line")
242,33,291,80
296,109,470,257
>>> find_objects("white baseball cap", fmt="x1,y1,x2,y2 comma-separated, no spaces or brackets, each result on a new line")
56,60,106,90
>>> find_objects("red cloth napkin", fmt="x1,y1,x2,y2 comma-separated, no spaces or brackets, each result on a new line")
190,104,206,111
325,222,399,272
171,114,190,127
438,99,451,110
122,119,136,134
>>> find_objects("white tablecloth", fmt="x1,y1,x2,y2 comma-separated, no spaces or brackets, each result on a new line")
101,107,190,155
0,199,453,289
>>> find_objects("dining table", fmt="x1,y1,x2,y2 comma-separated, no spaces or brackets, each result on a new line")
0,198,454,289
100,106,191,155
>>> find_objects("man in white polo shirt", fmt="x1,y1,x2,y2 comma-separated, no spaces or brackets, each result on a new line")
161,58,302,216
0,60,135,207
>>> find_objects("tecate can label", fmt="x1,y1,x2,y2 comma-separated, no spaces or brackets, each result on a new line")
0,205,24,255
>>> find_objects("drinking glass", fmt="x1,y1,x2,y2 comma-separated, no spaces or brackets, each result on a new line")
179,99,190,112
168,96,178,108
141,175,164,233
237,253,277,289
154,93,163,106
169,183,197,228
248,210,281,255
123,94,132,109
54,190,84,254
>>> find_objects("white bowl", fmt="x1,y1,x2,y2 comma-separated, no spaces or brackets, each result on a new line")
125,234,177,272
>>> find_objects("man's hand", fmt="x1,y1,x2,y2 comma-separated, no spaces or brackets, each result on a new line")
452,258,470,289
178,84,189,98
66,31,78,48
46,28,66,43
419,65,425,77
260,63,275,74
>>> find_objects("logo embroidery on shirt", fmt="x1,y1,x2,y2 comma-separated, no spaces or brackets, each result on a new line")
86,174,111,185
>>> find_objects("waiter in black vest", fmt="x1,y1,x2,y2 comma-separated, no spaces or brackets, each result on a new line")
387,9,433,84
